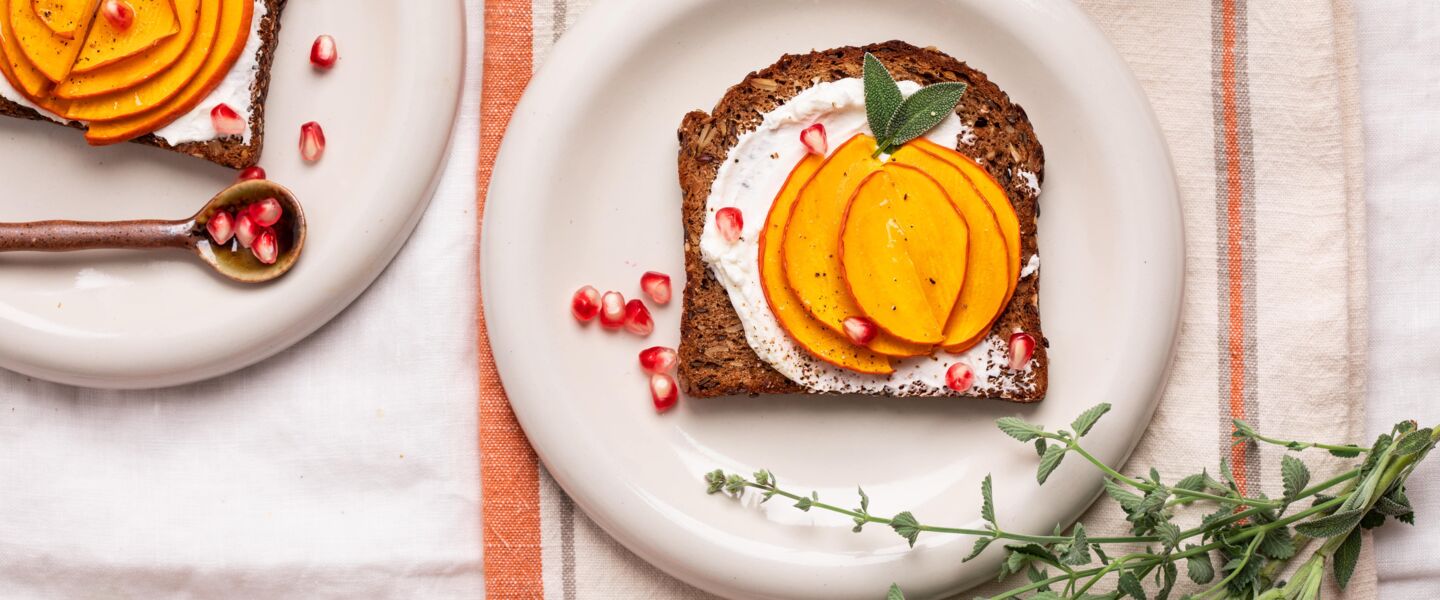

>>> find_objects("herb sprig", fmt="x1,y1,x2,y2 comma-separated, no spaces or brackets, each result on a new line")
706,407,1436,599
864,52,968,157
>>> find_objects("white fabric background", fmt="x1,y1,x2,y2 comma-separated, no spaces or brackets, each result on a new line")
0,0,1434,597
1358,1,1440,599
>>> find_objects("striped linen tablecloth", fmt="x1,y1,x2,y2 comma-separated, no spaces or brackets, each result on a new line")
476,0,1370,596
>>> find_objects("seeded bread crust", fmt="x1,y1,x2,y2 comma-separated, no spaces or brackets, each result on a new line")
0,0,287,169
677,41,1048,401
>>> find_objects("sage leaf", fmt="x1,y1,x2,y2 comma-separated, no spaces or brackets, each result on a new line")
1329,445,1364,458
1037,444,1066,484
1064,523,1091,566
793,497,812,512
1071,403,1112,437
1394,428,1433,456
980,474,996,524
1117,570,1146,599
1185,548,1215,584
996,416,1044,442
883,82,968,150
863,53,904,141
890,511,921,547
1333,528,1363,589
886,583,905,600
1281,454,1310,502
963,536,993,562
858,486,870,513
1295,508,1364,538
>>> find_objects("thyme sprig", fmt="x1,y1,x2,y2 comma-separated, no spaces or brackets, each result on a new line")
706,405,1436,599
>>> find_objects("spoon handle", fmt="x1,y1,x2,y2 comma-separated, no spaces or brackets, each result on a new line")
0,220,195,252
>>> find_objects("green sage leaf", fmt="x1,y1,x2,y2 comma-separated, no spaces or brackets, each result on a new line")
863,53,904,141
793,497,813,512
1185,548,1215,584
1295,508,1364,538
1394,428,1433,456
1064,523,1091,566
1117,570,1146,599
996,416,1044,442
1037,444,1066,484
963,536,993,563
858,486,870,514
1333,527,1363,589
890,511,921,547
1281,454,1311,502
980,475,995,524
886,583,905,600
1070,403,1112,437
883,82,968,150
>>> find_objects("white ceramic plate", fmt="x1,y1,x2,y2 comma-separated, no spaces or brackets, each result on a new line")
483,1,1182,598
0,0,464,388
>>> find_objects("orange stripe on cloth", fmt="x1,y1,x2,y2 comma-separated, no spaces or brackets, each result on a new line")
478,0,540,597
1217,0,1251,497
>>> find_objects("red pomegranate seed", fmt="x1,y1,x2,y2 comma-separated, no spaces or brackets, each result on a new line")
598,291,626,329
842,317,878,346
206,211,234,245
946,363,975,393
571,285,601,322
623,299,654,336
640,271,672,305
310,34,338,70
101,0,134,30
1009,332,1037,371
639,346,677,375
210,103,244,136
252,228,279,265
234,213,260,249
650,373,679,413
237,166,266,181
800,123,828,155
247,197,283,227
299,121,326,162
715,207,743,243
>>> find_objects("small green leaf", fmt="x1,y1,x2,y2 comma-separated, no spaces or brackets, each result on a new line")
1156,561,1178,600
1333,528,1362,589
1155,521,1182,550
996,416,1044,442
793,497,813,512
1232,419,1258,440
1281,454,1311,502
1117,571,1146,599
980,474,995,524
1329,445,1365,458
883,82,968,150
1034,439,1047,457
851,516,865,533
1070,403,1112,437
723,474,746,495
1295,509,1364,538
963,536,993,562
752,469,772,487
1376,491,1413,517
704,469,726,494
1185,548,1215,584
858,486,870,514
1394,428,1433,456
863,53,905,142
890,511,921,547
1257,526,1296,560
1007,543,1061,567
1064,523,1091,566
1037,444,1066,484
886,583,905,600
1104,478,1143,511
1360,509,1386,529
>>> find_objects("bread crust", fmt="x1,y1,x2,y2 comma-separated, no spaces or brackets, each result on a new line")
676,41,1048,401
0,0,287,168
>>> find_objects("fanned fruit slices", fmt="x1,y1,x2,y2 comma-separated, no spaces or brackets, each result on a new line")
0,0,255,146
758,133,1022,374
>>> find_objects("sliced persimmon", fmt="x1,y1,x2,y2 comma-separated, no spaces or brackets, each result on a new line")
910,138,1022,307
32,0,94,39
840,165,968,345
891,144,1011,352
67,0,238,129
781,133,931,358
71,0,178,74
54,0,197,99
8,0,95,82
759,153,894,375
0,0,52,99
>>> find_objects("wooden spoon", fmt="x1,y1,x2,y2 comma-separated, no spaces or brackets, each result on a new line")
0,180,306,284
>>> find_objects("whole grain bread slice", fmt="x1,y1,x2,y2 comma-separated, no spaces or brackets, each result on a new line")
676,41,1048,401
0,0,287,169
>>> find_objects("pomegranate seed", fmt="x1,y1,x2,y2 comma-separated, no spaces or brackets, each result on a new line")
310,34,338,70
247,197,283,227
252,228,279,265
101,0,134,30
210,103,245,136
206,211,234,245
234,213,260,249
715,207,743,243
237,166,266,181
640,271,672,305
842,317,878,346
623,299,654,337
800,123,828,155
650,373,679,413
639,346,677,375
299,121,326,162
598,291,626,329
571,285,601,322
1009,332,1037,371
946,363,975,393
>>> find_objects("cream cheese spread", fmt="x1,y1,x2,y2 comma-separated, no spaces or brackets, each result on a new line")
698,77,1037,396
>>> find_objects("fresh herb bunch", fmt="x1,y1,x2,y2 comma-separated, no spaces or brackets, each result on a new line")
705,405,1436,599
863,52,968,157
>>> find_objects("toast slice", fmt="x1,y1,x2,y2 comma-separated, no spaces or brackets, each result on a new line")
676,41,1047,401
0,0,286,168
